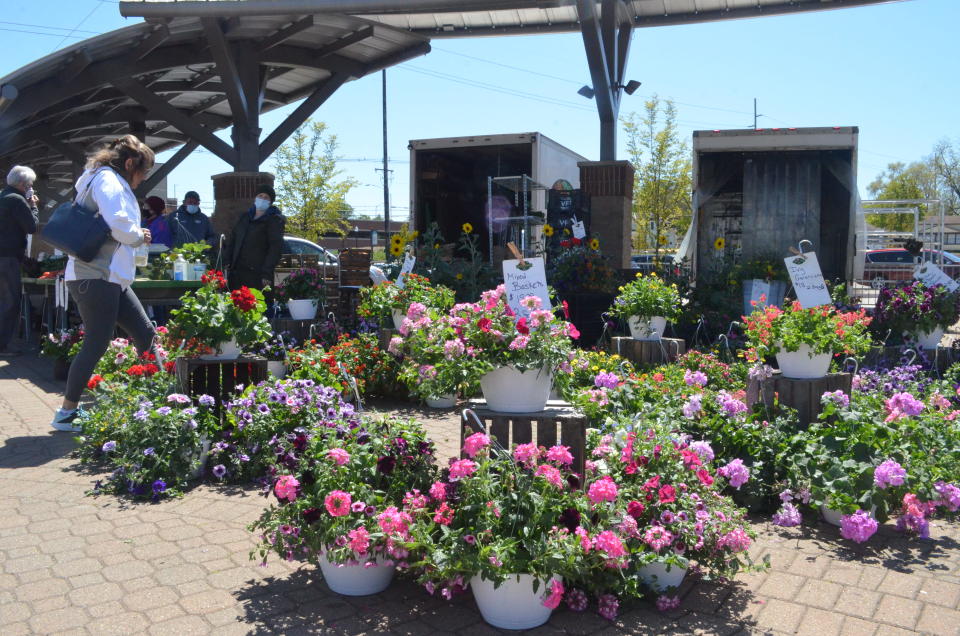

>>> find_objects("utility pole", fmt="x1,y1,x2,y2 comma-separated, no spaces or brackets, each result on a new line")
752,98,762,129
381,70,390,240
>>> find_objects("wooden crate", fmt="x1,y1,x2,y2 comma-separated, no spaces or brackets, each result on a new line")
754,372,852,427
175,356,268,412
461,400,588,477
339,248,371,287
609,337,686,367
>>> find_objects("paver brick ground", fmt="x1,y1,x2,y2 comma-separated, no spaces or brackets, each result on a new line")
2,350,960,634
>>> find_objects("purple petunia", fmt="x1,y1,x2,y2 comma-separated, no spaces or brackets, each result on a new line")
718,458,750,489
683,369,708,387
212,464,227,479
102,441,116,452
688,440,714,462
821,390,850,408
198,394,215,407
155,406,172,416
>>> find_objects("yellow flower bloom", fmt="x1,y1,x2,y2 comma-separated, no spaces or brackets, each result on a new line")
456,273,464,280
543,224,555,237
462,222,474,234
714,237,726,250
390,244,403,257
589,238,600,250
563,228,571,235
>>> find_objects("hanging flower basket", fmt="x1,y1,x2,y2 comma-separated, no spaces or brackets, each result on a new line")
199,338,241,361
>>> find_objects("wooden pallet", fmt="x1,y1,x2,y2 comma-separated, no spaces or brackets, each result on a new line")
175,356,268,412
609,337,686,367
754,372,853,427
460,400,588,476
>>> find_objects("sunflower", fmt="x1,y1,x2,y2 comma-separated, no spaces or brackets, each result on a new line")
390,235,403,247
563,228,571,235
714,237,726,250
389,244,403,257
456,272,464,280
462,222,474,234
589,238,600,250
543,223,555,237
657,234,667,246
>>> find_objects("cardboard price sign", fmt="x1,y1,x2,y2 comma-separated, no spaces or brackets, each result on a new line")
784,251,831,308
502,256,550,319
913,262,960,292
571,217,586,240
394,254,416,289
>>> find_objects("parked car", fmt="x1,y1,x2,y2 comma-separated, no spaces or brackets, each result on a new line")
631,253,675,272
282,236,338,265
863,248,960,287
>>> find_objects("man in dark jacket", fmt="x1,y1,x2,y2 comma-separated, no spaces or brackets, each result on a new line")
0,165,39,356
226,184,285,307
169,190,216,249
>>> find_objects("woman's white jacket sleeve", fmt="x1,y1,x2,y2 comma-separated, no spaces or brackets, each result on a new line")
91,170,145,246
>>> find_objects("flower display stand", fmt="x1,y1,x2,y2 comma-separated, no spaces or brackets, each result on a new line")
175,355,268,413
609,336,686,367
273,318,316,344
461,400,588,476
752,371,853,427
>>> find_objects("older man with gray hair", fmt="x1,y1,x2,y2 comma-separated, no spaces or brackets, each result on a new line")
0,165,39,356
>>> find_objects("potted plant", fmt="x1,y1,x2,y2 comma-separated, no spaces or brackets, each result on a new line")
249,333,297,379
608,273,682,340
743,301,872,379
359,274,455,331
276,268,327,320
545,237,619,346
735,255,789,315
406,432,579,629
167,270,272,359
872,281,960,350
249,416,437,596
446,285,577,413
40,326,83,380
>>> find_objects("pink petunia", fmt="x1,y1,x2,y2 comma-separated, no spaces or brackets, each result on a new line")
535,464,564,488
348,526,370,555
546,445,574,466
448,459,478,481
541,579,564,609
327,448,350,466
324,490,352,517
274,475,300,502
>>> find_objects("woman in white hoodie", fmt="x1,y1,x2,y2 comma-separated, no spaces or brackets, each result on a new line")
51,135,157,431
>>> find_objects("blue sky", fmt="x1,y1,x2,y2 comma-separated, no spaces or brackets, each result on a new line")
1,0,957,219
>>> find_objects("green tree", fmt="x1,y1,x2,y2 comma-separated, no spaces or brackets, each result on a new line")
272,120,357,242
623,97,692,257
932,138,960,215
864,161,938,232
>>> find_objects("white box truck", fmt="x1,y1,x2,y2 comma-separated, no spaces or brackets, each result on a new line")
408,132,588,256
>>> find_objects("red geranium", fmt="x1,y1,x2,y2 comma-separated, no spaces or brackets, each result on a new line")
87,374,103,390
231,286,257,312
515,317,530,335
126,365,145,377
658,484,676,504
163,360,176,373
201,269,227,289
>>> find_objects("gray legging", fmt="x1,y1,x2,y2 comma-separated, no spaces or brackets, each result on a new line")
65,279,156,403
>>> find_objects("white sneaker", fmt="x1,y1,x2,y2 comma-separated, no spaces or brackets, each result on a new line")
51,408,84,432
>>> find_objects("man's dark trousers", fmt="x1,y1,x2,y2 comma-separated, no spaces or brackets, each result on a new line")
0,256,22,349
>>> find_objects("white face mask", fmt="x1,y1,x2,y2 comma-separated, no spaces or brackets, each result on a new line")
186,204,200,214
254,198,271,211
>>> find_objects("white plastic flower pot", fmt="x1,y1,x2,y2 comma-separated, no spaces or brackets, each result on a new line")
392,309,405,331
775,344,832,379
287,299,318,320
628,315,667,341
638,561,688,592
267,360,287,379
318,554,395,596
200,338,241,361
480,366,552,413
914,327,944,350
470,574,558,630
425,394,456,408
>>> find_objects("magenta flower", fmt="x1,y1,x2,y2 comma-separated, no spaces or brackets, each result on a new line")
644,526,674,552
462,432,490,458
718,458,750,489
324,490,352,517
597,593,620,620
683,369,708,387
656,595,681,612
541,579,564,609
512,442,539,465
565,588,588,612
594,371,621,389
587,476,618,504
448,459,478,481
771,502,802,527
546,445,574,466
429,481,447,502
594,530,627,558
274,475,300,502
717,528,752,552
873,459,907,489
348,526,370,555
840,510,878,543
326,448,350,466
535,464,565,488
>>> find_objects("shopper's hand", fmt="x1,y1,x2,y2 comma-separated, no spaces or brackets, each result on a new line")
142,229,153,244
29,194,39,207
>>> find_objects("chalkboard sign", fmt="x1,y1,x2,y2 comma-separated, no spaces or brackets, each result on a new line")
547,189,590,244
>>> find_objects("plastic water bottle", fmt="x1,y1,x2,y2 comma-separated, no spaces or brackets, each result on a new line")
192,261,205,281
173,254,187,281
134,244,149,267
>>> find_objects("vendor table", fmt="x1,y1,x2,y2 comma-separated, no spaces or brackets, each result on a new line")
21,277,203,340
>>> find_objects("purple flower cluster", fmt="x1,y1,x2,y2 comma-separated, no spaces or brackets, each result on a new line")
717,458,750,489
840,510,879,543
682,395,703,419
715,390,748,418
688,440,715,462
935,481,960,512
683,369,708,387
821,390,850,408
853,364,931,396
594,371,621,389
771,502,802,527
873,459,907,489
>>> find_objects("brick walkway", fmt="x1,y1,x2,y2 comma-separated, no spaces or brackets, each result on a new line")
1,352,959,635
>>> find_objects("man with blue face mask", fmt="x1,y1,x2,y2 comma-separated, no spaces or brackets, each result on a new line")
169,190,215,249
225,184,285,307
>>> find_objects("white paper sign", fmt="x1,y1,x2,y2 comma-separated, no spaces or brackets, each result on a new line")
502,256,550,319
394,254,416,290
571,217,586,240
784,252,831,308
913,262,960,292
747,279,771,309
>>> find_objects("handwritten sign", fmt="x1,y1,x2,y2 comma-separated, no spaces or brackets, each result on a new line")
913,262,960,292
746,279,771,310
784,251,831,308
502,256,550,319
571,217,586,240
394,254,416,290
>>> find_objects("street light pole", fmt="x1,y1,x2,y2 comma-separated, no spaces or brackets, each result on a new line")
382,69,390,241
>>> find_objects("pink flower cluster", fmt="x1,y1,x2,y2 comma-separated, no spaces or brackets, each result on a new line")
324,490,351,516
587,476,618,504
873,459,907,489
541,579,565,609
717,458,750,489
683,369,708,387
884,391,924,422
327,448,350,466
274,475,299,502
462,432,490,458
840,510,879,543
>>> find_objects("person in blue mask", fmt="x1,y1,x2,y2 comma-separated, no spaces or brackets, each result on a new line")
225,184,284,306
169,190,215,248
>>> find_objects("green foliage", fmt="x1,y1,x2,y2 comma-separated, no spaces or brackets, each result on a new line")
609,272,682,321
167,276,272,355
275,267,328,303
865,161,938,232
623,97,692,255
358,273,455,323
413,223,499,302
40,326,83,360
144,242,211,280
272,119,357,241
544,241,619,295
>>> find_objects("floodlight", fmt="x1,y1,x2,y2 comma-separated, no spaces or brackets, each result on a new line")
577,85,594,99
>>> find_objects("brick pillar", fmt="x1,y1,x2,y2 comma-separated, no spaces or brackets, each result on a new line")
210,171,275,239
578,160,634,270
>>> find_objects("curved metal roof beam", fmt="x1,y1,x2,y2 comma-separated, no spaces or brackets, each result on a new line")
120,1,564,18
